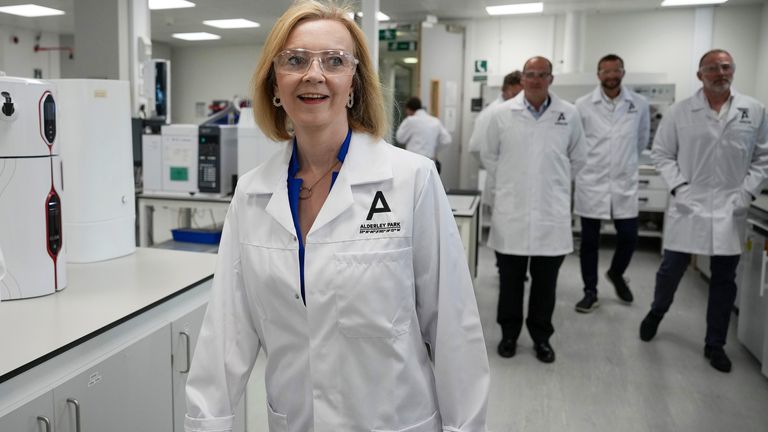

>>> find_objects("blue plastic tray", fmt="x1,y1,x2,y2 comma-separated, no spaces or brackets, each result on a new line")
171,228,222,244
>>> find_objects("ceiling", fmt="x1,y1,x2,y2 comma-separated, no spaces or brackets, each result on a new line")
0,0,765,47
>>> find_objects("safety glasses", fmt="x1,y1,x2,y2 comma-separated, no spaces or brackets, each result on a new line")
273,49,359,76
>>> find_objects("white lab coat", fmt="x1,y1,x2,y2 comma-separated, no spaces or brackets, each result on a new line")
185,132,489,432
479,92,587,256
396,109,452,159
469,96,505,207
574,86,650,219
652,89,768,255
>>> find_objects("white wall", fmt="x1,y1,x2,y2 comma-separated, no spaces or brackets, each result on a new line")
713,5,762,98
170,44,262,124
0,25,61,79
752,3,768,106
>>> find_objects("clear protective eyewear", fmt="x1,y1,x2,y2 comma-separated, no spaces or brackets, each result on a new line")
273,49,359,76
699,62,735,74
522,71,552,80
598,67,624,76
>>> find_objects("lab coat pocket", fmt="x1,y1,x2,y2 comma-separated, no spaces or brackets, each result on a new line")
372,410,440,432
267,401,288,432
334,247,414,338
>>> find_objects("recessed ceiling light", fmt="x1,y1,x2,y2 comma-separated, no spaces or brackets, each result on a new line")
149,0,195,10
486,2,544,16
203,19,260,29
0,4,65,17
403,57,418,64
172,32,220,41
347,11,391,21
661,0,727,6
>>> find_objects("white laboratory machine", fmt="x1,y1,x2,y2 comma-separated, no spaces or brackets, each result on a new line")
237,107,282,176
161,124,199,194
0,76,66,300
198,124,238,196
52,79,136,263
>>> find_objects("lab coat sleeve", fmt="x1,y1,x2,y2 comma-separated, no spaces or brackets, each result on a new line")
638,98,651,155
468,109,490,156
479,110,501,196
412,164,490,432
438,121,452,148
651,111,687,192
185,197,262,432
396,117,412,145
568,113,587,180
741,104,768,197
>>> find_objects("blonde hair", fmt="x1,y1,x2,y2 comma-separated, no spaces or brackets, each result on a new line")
251,0,388,141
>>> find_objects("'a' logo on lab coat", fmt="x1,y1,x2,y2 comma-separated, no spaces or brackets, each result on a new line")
360,191,401,234
366,191,391,220
555,112,568,125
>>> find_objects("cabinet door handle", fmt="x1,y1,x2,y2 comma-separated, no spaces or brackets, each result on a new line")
180,331,191,373
67,398,82,432
638,197,649,203
639,179,650,186
37,415,52,432
761,246,768,298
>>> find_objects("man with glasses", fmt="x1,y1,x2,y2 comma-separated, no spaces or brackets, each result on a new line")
480,56,586,363
396,97,452,173
640,49,768,373
573,54,650,313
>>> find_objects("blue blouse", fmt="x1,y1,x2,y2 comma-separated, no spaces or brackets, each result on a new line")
287,129,351,305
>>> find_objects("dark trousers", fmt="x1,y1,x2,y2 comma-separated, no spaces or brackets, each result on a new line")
651,250,740,348
496,252,566,344
579,216,638,295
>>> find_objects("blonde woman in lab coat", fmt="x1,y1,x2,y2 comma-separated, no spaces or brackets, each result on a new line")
184,1,490,431
640,49,768,373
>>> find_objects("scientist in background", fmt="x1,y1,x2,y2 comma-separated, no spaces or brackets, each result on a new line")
184,1,489,431
573,54,650,313
481,56,586,363
396,96,452,173
469,71,523,211
641,49,768,374
469,70,523,157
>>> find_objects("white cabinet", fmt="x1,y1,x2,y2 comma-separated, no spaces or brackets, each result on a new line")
0,392,53,432
54,326,172,432
171,304,246,432
738,221,768,378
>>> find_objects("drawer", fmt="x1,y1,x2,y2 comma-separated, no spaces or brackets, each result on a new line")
638,174,667,190
638,189,668,211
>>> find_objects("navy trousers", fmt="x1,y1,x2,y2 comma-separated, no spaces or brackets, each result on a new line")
579,216,638,295
651,250,740,348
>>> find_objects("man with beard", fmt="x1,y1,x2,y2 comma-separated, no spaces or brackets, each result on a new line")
640,49,768,373
573,54,650,313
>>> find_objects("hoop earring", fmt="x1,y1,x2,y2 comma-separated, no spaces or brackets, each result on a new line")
346,92,354,109
272,96,282,107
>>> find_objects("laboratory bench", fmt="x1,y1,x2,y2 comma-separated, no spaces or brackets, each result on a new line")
137,191,481,278
0,248,242,432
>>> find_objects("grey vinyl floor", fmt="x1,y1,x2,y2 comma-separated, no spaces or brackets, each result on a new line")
476,237,768,432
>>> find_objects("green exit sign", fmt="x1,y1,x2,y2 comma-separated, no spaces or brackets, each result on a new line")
379,29,396,41
387,41,417,51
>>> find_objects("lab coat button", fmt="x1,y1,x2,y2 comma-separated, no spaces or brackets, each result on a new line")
295,293,300,300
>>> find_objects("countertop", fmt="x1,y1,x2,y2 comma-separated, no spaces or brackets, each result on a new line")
0,247,217,383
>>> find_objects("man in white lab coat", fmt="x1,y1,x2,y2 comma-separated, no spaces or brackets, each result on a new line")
480,56,586,363
573,54,650,313
395,97,451,173
641,49,768,373
469,71,523,212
